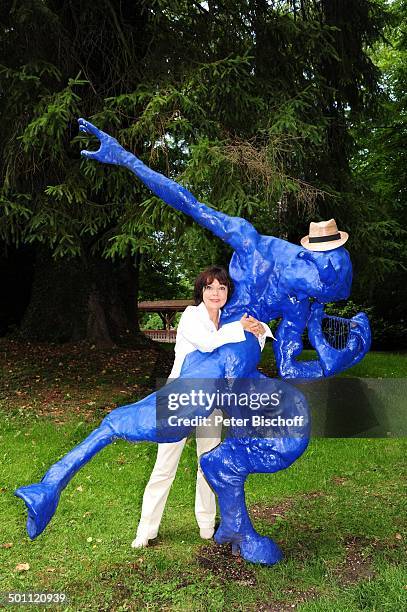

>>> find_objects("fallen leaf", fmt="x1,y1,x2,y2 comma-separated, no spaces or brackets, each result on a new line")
76,485,83,492
46,567,56,573
2,542,13,548
87,537,93,543
395,533,403,540
15,563,30,571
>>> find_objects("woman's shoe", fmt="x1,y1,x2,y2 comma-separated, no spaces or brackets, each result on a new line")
131,534,150,549
200,527,215,540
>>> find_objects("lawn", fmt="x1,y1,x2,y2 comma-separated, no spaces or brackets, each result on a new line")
0,340,406,611
259,345,407,378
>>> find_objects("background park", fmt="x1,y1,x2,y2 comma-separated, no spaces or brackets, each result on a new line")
0,1,406,610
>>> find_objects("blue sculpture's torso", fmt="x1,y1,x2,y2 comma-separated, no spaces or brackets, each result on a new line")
14,119,371,567
222,240,282,324
223,235,353,323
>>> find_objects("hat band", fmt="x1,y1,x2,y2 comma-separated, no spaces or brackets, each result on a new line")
309,232,341,244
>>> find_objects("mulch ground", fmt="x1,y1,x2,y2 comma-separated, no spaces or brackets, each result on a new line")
196,533,397,611
197,542,257,586
0,338,173,422
332,536,376,585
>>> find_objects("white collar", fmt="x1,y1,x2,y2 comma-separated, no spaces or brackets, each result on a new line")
197,301,222,325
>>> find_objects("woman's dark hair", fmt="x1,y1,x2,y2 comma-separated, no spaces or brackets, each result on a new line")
193,266,233,305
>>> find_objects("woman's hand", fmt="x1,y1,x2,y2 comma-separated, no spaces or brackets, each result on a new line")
240,314,265,337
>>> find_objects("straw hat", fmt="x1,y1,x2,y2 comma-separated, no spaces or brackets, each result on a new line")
300,219,349,252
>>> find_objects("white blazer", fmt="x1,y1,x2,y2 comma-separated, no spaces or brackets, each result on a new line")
169,302,274,378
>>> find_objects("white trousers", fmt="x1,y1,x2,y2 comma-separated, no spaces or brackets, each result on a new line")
136,409,222,538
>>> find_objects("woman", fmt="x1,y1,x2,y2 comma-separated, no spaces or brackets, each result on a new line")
132,265,274,548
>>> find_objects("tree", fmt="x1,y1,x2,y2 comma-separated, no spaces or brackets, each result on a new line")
349,0,407,346
0,1,391,344
0,0,158,345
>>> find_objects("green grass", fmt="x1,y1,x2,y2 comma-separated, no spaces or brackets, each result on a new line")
155,342,407,379
259,346,407,378
0,343,406,610
1,420,406,611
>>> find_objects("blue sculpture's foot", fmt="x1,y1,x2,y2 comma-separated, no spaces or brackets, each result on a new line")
14,483,60,540
215,528,283,566
213,522,239,545
238,533,283,565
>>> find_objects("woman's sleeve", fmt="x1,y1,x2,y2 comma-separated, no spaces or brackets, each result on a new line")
257,322,276,351
177,308,246,352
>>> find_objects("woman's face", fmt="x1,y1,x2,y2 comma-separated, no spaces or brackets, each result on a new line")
202,277,228,310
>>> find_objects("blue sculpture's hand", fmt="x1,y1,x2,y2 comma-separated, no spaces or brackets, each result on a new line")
78,118,128,166
307,302,371,376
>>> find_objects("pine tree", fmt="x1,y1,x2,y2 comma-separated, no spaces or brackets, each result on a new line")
0,1,391,344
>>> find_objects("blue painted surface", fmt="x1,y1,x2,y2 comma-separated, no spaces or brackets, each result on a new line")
14,119,371,565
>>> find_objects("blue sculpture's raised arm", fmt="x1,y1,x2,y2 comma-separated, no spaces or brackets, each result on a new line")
78,119,259,258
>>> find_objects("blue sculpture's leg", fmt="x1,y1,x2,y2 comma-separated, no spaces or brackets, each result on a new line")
200,436,308,565
15,391,186,539
15,424,115,539
15,338,256,540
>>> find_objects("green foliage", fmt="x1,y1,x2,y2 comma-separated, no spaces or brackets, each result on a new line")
20,77,87,156
1,0,403,336
349,0,407,323
325,299,407,351
0,1,387,254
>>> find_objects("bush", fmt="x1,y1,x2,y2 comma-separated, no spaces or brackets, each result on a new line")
325,300,407,351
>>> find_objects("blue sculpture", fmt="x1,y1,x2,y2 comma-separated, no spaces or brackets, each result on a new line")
14,119,371,565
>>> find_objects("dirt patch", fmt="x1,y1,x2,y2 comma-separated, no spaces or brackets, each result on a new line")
256,587,319,611
355,534,405,565
111,581,133,601
250,491,325,525
303,491,325,499
197,542,257,586
100,558,147,582
250,499,294,523
331,476,349,485
333,536,376,586
0,338,169,422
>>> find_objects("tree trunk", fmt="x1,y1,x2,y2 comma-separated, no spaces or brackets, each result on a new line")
19,246,150,348
0,243,35,336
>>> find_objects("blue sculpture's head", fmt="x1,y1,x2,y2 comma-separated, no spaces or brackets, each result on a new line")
286,246,353,304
